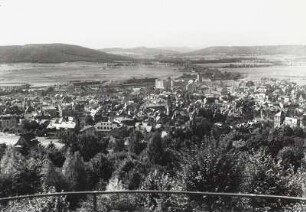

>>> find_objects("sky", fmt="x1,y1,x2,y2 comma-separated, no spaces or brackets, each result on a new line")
0,0,305,49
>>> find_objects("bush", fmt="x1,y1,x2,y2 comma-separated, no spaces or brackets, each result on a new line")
2,186,69,212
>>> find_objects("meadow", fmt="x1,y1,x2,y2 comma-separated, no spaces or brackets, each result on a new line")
0,62,179,87
0,62,306,86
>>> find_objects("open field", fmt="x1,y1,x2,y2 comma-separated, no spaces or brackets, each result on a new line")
0,133,63,149
221,65,306,85
1,63,306,86
0,63,179,87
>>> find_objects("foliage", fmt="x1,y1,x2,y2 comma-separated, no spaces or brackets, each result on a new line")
147,132,164,165
61,151,89,208
2,94,306,212
41,159,69,192
141,169,192,212
277,146,304,171
85,115,94,125
62,151,89,191
21,120,39,133
0,143,7,162
46,142,66,167
0,146,42,197
2,186,69,212
79,194,141,212
87,153,114,189
75,134,108,161
182,141,243,210
61,132,108,162
112,157,147,190
0,146,26,175
242,148,306,210
128,130,146,155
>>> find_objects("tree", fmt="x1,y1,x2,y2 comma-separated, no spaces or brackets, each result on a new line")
3,186,69,212
46,142,66,167
85,115,94,125
246,81,255,87
277,146,304,172
128,130,145,155
283,125,294,137
190,117,212,138
293,126,304,138
241,99,255,121
147,132,164,165
141,169,191,212
87,153,113,189
243,148,305,210
41,159,69,192
182,142,243,210
113,158,147,190
0,147,41,197
108,137,125,153
0,144,7,163
75,135,107,162
20,120,39,133
62,151,89,191
62,151,89,208
0,146,25,175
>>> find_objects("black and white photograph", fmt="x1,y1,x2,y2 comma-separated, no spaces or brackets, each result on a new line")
0,0,306,211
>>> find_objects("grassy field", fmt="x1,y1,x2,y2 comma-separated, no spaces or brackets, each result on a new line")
0,63,179,87
221,65,306,84
1,63,306,87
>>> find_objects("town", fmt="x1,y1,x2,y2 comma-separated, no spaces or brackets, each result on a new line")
1,0,305,210
1,65,306,211
0,68,305,146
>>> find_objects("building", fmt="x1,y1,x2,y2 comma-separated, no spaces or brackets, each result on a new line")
14,133,38,149
80,125,96,137
274,111,285,128
283,117,300,128
254,93,266,102
0,115,17,131
94,121,119,133
47,117,76,130
155,78,171,90
42,105,58,118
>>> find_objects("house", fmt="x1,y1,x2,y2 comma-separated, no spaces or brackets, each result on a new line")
274,111,285,128
0,115,17,131
94,121,119,133
283,117,300,128
42,105,58,118
300,114,306,130
135,122,153,133
80,125,96,137
155,78,171,90
15,133,39,149
256,86,267,93
47,117,76,130
254,93,266,102
58,104,74,117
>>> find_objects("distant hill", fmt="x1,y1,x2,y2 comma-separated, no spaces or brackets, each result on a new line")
183,45,306,56
99,47,180,58
156,46,197,53
0,44,131,63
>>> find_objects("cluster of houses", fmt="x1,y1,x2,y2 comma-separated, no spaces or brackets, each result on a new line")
1,72,306,149
155,73,306,131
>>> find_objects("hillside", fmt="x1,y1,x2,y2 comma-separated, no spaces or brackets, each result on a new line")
0,44,131,63
156,46,197,53
100,47,180,58
184,45,306,56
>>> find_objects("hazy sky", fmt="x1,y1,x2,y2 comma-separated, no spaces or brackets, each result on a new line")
0,0,305,48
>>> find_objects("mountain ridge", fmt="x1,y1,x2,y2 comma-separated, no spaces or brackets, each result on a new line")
0,43,132,63
99,47,182,58
183,45,306,56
